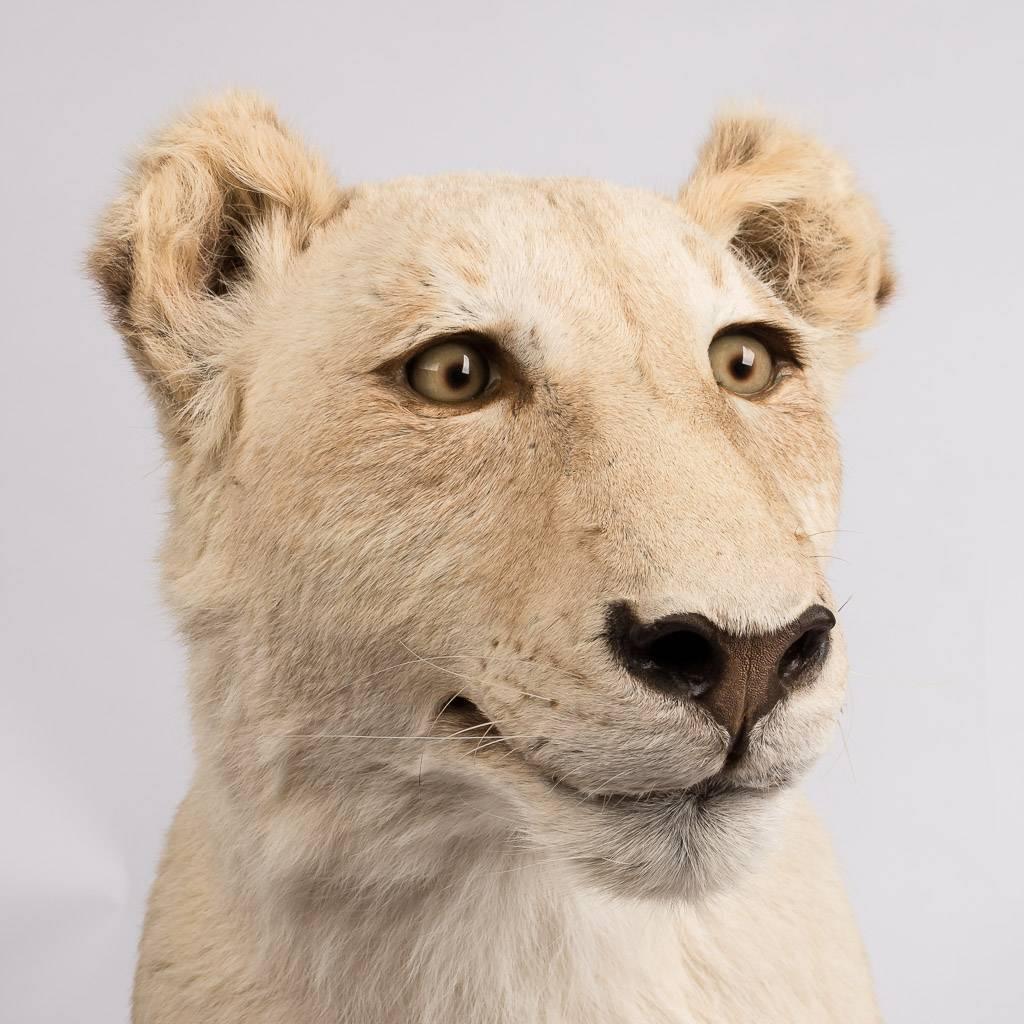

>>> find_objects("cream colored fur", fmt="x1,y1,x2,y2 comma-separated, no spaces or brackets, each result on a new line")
89,93,893,1023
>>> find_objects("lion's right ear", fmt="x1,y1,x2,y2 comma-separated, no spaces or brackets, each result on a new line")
88,92,342,448
680,113,894,336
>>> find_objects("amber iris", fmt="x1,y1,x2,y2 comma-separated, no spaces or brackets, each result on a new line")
708,335,776,396
406,339,491,403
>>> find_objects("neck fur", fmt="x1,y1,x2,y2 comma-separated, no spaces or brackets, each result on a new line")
207,785,694,1024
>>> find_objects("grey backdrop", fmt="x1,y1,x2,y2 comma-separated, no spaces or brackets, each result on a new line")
2,2,1021,1021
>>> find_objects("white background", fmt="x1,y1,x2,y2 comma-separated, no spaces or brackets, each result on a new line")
2,2,1021,1020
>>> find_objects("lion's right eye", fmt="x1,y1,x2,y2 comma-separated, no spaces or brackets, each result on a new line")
708,333,777,397
405,337,493,404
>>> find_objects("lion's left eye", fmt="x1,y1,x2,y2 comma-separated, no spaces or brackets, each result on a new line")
405,337,493,404
708,334,776,396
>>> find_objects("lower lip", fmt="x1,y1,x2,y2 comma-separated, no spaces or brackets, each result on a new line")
547,774,783,809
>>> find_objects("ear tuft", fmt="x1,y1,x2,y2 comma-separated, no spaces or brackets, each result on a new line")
681,113,894,332
88,92,342,447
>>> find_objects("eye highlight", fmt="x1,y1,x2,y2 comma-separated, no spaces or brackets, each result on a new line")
708,334,776,396
406,337,493,404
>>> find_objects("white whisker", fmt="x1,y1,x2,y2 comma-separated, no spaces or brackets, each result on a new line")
270,732,553,742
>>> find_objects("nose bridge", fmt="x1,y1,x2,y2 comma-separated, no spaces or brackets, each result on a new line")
587,397,815,626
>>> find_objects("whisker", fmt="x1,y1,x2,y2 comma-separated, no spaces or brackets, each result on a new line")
399,639,562,704
469,721,500,755
546,764,586,796
270,731,553,742
430,689,468,728
494,743,525,768
587,768,639,807
469,735,510,757
837,718,857,783
397,639,489,690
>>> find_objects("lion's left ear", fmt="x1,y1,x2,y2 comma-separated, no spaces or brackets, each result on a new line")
680,114,894,332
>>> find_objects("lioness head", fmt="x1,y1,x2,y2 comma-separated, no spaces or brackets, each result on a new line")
90,94,891,905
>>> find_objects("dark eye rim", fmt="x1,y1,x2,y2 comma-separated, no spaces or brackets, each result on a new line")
710,321,804,369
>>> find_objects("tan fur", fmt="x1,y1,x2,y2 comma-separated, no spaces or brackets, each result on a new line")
89,92,892,1023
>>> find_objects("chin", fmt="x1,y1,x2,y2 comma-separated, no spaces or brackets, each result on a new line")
542,775,792,902
456,729,793,903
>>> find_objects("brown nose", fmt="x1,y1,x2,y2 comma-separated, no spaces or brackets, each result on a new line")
605,602,836,735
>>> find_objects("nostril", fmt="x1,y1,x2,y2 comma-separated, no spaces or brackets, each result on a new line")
605,604,727,701
777,607,836,683
642,629,718,696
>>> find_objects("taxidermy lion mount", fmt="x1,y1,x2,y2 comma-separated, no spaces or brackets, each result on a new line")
90,92,892,1023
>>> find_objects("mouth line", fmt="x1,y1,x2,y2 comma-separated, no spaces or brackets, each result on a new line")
437,695,787,806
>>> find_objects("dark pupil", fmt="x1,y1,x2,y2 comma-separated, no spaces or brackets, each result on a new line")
445,354,472,389
729,349,755,380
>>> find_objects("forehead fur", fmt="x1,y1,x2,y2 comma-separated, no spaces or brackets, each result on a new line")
269,173,790,376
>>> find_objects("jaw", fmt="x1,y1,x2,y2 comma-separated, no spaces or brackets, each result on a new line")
428,708,787,902
426,673,844,902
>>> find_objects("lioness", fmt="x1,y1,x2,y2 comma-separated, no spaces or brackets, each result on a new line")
90,93,893,1023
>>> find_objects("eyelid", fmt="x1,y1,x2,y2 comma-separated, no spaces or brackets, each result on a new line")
712,322,804,368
